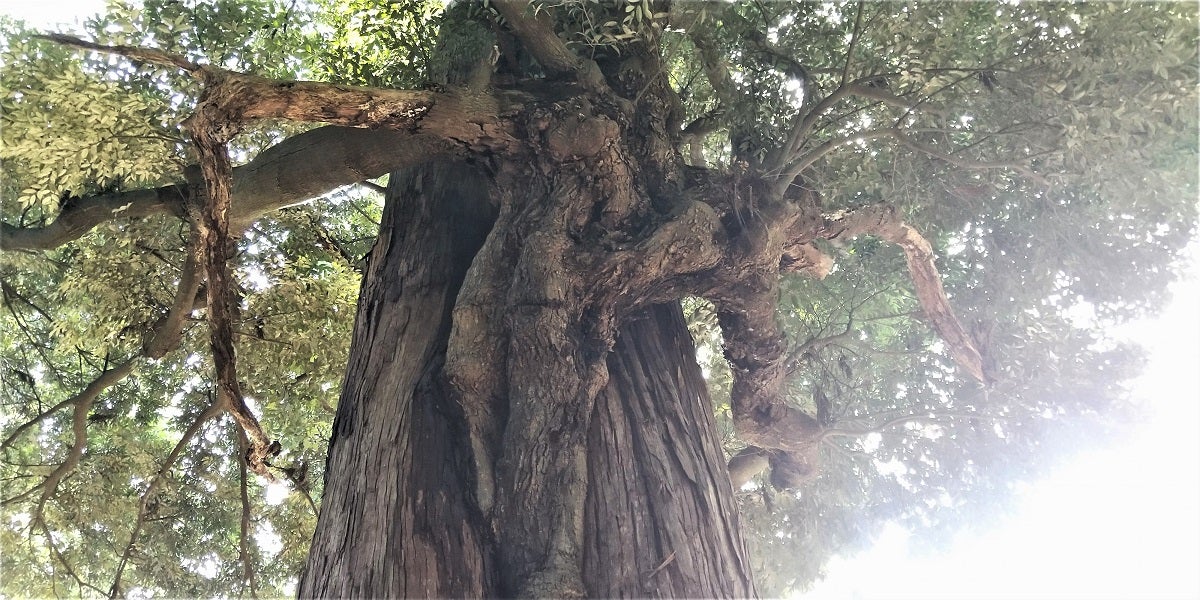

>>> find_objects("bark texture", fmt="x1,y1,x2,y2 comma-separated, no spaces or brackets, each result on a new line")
585,303,755,598
298,162,498,598
22,12,989,599
299,156,762,597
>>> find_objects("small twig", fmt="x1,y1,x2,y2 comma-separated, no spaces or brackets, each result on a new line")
109,400,223,599
643,550,677,581
820,410,1002,441
893,132,1049,186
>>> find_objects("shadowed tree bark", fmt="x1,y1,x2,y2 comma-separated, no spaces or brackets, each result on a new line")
585,303,755,597
298,162,498,597
297,160,757,597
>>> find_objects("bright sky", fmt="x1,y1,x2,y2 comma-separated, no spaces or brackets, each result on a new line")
804,244,1200,600
3,2,1198,598
0,0,105,29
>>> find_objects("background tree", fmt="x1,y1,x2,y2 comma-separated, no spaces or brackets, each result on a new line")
0,1,1195,597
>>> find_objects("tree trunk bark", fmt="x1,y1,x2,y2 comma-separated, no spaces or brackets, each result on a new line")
297,162,498,598
585,303,756,597
301,158,755,596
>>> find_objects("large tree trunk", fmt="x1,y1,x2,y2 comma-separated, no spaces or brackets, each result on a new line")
298,162,498,597
298,4,759,594
298,158,755,597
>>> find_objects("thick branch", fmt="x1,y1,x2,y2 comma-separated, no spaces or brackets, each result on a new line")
718,295,825,455
186,70,439,131
492,1,582,79
883,224,988,382
653,174,985,482
143,232,203,359
1,187,184,251
9,36,521,252
812,205,988,382
727,446,770,489
0,127,456,252
43,33,440,131
187,113,275,478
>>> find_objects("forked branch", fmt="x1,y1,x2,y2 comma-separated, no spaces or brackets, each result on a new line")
0,359,137,509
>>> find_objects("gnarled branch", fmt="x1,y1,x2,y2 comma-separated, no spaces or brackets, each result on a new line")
6,34,523,253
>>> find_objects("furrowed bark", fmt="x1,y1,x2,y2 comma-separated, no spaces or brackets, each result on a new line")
299,163,497,598
28,16,995,597
585,303,756,598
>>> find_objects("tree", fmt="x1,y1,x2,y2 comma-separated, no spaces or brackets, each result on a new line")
1,0,1195,597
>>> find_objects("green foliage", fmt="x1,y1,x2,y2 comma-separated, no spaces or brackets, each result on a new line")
661,1,1196,595
93,0,313,78
1,6,375,592
309,0,443,87
0,23,182,210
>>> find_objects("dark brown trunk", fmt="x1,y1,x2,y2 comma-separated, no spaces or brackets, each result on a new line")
585,303,756,597
300,158,756,597
298,162,498,598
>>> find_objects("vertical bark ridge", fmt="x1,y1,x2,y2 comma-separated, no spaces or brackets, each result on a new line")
298,161,497,598
584,303,757,598
494,225,606,597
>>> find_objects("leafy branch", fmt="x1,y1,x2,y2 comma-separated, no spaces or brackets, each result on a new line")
0,359,137,510
38,518,111,597
819,410,1003,442
107,398,223,597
